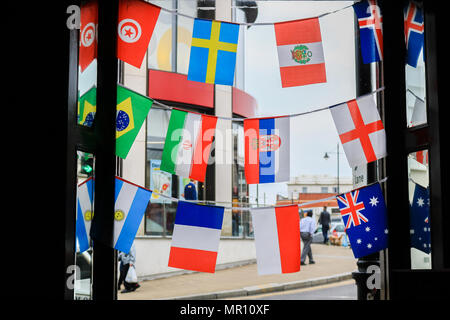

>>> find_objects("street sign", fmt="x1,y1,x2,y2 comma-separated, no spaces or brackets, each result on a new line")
353,165,367,189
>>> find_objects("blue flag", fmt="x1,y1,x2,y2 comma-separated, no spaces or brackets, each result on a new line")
336,183,388,258
187,19,240,86
410,183,431,254
404,1,424,68
114,177,152,253
353,0,383,64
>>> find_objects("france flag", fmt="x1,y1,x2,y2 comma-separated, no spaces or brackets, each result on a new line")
168,201,224,273
114,177,152,253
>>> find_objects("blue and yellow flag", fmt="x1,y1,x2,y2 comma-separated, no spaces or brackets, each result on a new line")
187,19,239,86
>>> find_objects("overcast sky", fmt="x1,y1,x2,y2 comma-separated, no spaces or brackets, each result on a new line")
241,1,356,204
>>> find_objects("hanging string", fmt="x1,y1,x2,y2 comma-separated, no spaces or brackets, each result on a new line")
406,88,425,103
118,82,385,122
155,1,359,26
144,176,388,211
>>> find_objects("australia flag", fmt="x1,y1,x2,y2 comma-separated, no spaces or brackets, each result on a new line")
410,182,431,254
404,1,424,68
336,183,388,258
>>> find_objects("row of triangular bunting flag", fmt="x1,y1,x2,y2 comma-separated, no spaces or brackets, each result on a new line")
77,172,431,274
79,0,424,88
79,84,387,184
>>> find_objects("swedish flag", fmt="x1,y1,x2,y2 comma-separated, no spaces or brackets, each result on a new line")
187,19,240,86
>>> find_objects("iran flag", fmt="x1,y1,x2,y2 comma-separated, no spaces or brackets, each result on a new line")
330,94,386,167
117,0,161,68
274,17,326,88
251,205,301,275
160,109,218,183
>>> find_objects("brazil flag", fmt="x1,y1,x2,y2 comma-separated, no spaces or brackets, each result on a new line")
116,85,153,159
78,86,97,127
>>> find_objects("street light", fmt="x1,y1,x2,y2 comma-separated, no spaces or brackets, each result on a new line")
323,143,340,194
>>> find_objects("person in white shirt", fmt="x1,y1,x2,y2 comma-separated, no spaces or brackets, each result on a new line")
300,211,316,265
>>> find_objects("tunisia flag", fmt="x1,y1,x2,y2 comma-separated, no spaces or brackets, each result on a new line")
117,0,161,68
79,0,98,72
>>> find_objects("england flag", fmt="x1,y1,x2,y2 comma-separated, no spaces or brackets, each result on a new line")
330,94,386,168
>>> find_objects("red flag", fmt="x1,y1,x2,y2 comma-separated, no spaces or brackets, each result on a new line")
274,18,326,88
117,0,161,68
79,0,98,72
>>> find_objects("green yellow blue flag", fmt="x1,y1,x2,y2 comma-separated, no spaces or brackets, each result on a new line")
78,86,97,127
116,85,153,159
187,19,240,86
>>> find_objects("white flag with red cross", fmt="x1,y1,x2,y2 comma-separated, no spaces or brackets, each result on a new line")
330,94,386,167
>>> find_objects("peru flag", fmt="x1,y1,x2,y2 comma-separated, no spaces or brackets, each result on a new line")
168,201,224,273
117,0,161,68
251,205,301,275
274,17,326,88
244,116,290,184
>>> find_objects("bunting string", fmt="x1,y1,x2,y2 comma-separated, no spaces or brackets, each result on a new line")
156,1,359,26
118,83,385,122
136,176,388,211
407,88,425,103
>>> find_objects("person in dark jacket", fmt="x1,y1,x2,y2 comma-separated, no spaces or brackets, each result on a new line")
183,179,197,200
318,206,331,244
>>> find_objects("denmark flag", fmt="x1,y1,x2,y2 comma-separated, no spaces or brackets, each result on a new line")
330,94,386,167
117,0,161,68
274,17,327,88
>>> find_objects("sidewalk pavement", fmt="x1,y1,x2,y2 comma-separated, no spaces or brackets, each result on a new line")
118,243,357,300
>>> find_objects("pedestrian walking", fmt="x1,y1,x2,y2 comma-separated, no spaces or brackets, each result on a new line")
182,179,198,200
318,206,331,244
118,242,140,293
300,211,316,265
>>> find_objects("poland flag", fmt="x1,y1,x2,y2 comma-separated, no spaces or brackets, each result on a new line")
251,205,300,275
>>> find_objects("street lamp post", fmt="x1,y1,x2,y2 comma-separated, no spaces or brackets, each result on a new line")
324,143,340,194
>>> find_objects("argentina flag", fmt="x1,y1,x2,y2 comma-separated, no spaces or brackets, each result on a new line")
114,177,152,253
76,177,94,253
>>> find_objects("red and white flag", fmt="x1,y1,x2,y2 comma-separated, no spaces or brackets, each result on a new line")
330,94,386,167
79,0,98,72
274,17,326,88
251,205,300,275
117,0,161,68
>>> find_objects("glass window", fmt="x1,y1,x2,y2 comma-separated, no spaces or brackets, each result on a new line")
404,1,427,128
176,0,196,74
232,122,252,238
321,187,328,193
148,1,175,72
74,151,95,300
77,0,98,127
408,149,431,269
